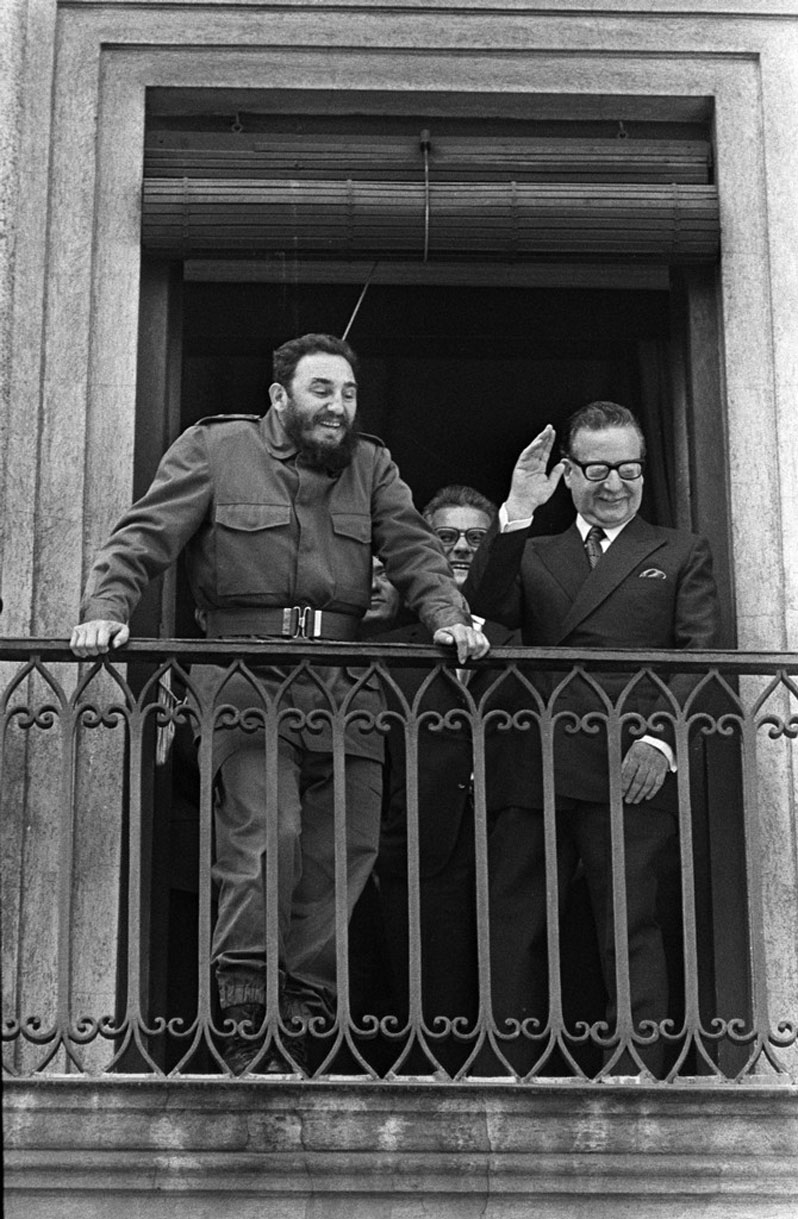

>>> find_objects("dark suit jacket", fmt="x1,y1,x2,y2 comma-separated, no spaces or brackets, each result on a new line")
376,619,520,878
462,515,721,810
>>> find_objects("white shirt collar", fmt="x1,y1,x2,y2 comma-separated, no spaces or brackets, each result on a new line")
575,513,635,545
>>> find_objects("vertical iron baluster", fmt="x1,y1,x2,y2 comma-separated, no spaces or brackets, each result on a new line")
672,690,716,1078
262,667,283,1070
470,672,495,1077
0,667,15,1067
739,678,786,1077
604,693,634,1075
401,686,424,1073
56,670,79,1071
469,686,492,1077
327,692,350,1076
541,689,566,1077
124,682,148,1069
194,670,216,1071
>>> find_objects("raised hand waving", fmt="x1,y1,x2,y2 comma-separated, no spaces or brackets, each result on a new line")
505,424,566,521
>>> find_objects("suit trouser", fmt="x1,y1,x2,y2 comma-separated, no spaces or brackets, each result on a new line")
211,740,382,1011
378,801,479,1073
485,799,676,1074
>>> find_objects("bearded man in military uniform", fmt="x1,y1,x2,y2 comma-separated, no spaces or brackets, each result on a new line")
71,332,488,1073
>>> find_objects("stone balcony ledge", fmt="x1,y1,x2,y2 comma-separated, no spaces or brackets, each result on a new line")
4,1077,798,1218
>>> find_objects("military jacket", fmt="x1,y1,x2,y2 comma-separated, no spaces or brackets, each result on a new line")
82,409,469,629
81,409,471,763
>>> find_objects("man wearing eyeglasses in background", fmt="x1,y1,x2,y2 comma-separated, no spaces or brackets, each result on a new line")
424,486,494,587
464,401,720,1076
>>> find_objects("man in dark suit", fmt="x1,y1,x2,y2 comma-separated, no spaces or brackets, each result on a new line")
463,402,720,1076
373,485,519,1074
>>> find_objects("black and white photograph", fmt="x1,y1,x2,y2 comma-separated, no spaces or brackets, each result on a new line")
2,1,797,1215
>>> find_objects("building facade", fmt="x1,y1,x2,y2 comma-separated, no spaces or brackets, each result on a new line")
2,1,797,1214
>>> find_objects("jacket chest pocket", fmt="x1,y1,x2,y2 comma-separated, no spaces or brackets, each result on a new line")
214,502,293,596
331,511,372,607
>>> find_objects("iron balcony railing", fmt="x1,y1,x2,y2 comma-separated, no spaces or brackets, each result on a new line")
1,639,796,1083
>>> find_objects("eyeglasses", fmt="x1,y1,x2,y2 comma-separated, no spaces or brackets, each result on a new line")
566,457,645,482
434,527,488,549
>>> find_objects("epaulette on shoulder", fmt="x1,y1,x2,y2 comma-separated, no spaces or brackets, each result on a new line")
357,431,386,447
196,413,262,426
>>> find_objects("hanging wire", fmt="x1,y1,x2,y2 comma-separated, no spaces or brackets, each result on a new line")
342,261,379,341
420,128,431,262
341,126,431,339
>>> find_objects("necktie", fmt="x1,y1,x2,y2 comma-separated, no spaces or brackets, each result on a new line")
584,525,606,569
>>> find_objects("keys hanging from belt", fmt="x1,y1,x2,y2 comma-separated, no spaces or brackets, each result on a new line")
155,670,188,767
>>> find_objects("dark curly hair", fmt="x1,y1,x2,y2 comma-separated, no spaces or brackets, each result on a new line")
272,333,359,390
422,484,498,523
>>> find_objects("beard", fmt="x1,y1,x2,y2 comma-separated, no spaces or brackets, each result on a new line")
281,399,359,471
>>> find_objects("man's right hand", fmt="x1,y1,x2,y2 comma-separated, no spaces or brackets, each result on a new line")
70,620,130,657
505,424,566,521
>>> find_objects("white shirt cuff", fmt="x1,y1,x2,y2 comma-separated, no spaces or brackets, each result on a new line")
640,735,676,771
499,503,534,532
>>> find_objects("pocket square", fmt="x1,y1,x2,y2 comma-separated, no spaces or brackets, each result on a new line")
639,568,667,579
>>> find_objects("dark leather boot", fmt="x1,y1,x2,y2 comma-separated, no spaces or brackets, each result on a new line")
221,1002,266,1076
277,990,312,1075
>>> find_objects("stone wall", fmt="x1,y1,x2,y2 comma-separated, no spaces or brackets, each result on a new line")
5,1079,798,1218
1,5,797,1210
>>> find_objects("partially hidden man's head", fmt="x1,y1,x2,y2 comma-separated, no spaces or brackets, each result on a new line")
423,484,498,587
270,333,361,471
362,556,403,632
561,401,646,531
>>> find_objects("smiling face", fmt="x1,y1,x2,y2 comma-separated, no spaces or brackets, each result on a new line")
429,505,492,586
563,424,644,530
271,351,358,458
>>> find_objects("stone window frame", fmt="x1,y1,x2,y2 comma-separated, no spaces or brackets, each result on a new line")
6,2,796,1075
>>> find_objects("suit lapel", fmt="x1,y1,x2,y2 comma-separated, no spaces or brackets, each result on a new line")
536,525,589,603
554,516,667,643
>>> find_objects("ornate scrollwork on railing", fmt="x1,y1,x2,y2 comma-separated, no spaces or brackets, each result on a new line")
1,640,796,1082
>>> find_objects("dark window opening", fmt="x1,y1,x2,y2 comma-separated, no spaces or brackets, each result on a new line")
131,94,748,1081
174,277,680,637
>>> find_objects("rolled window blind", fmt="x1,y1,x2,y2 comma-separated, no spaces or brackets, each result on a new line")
141,137,718,263
144,137,711,184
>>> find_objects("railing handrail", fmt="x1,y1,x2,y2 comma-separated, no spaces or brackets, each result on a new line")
1,636,796,675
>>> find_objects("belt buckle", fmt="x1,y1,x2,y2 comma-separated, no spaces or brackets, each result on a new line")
283,606,322,639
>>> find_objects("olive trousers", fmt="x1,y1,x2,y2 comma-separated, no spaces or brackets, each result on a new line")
212,740,382,1012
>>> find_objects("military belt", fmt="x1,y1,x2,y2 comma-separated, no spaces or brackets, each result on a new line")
205,607,360,641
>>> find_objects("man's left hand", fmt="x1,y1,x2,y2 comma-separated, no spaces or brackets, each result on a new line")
433,623,490,663
621,740,669,804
